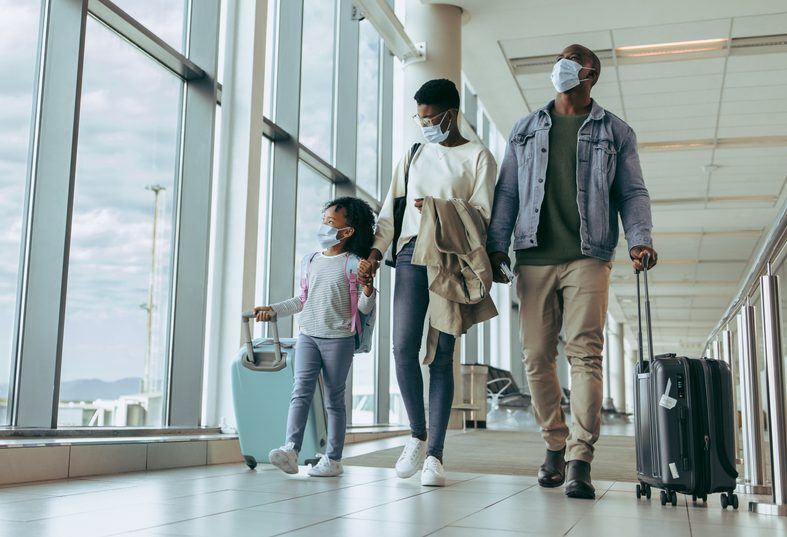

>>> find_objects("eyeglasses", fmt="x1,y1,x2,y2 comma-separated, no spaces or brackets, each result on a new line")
412,109,453,128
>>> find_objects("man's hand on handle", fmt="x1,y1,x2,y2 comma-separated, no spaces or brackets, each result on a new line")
488,251,512,284
630,246,658,271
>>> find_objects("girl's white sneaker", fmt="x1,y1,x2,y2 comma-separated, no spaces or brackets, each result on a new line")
268,442,299,474
307,454,343,477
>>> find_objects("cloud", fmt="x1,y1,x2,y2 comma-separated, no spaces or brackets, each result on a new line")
0,5,183,386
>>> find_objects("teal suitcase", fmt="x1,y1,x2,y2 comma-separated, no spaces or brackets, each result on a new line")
232,312,327,470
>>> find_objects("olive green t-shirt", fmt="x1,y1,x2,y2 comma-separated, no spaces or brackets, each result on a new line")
517,110,588,266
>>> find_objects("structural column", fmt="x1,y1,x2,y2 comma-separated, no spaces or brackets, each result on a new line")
736,306,769,495
403,1,462,145
604,320,625,412
203,0,268,428
612,322,626,413
750,274,787,516
402,0,463,422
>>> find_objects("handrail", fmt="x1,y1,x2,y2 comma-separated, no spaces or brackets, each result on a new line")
704,201,787,355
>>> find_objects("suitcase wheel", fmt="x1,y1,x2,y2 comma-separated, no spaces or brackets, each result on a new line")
720,492,739,510
636,483,652,500
244,455,258,470
661,490,677,507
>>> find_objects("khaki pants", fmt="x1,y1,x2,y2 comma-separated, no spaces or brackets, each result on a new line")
515,257,611,463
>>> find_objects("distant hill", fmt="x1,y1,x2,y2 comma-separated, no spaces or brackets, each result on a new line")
59,377,143,401
60,377,142,401
1,377,143,402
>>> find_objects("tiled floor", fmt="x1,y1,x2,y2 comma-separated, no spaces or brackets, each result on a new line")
0,462,785,537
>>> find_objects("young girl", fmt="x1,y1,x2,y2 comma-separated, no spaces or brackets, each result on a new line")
254,197,376,477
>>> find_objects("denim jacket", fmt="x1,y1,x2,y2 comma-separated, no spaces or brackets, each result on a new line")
486,100,653,261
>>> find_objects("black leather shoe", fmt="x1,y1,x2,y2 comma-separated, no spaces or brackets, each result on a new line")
537,448,566,488
565,460,595,499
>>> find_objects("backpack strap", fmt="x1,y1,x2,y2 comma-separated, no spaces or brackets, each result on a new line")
299,252,319,304
344,254,361,334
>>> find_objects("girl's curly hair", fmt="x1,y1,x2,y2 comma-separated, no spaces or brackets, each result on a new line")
324,197,376,259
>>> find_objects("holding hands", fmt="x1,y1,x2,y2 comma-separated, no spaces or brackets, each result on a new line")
357,259,376,296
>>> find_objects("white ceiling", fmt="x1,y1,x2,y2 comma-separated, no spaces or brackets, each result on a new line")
427,0,787,355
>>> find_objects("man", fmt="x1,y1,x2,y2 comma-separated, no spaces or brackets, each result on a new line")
486,44,657,500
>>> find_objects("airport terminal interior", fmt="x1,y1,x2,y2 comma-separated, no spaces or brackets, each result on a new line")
2,0,787,535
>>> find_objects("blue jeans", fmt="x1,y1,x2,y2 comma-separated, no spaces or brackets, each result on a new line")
286,334,354,460
393,240,456,459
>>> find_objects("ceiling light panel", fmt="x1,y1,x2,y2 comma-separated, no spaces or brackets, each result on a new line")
611,19,734,50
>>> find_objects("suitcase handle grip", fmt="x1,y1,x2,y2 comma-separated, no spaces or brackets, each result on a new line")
636,254,655,369
241,311,283,371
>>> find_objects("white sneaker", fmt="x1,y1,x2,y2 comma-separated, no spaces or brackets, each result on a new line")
307,454,343,477
395,437,427,478
268,442,299,474
420,455,446,487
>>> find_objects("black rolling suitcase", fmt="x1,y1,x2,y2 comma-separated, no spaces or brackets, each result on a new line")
633,256,740,509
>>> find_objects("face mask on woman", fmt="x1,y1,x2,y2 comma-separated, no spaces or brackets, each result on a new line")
420,111,452,144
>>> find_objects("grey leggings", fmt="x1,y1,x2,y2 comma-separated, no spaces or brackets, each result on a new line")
286,333,354,460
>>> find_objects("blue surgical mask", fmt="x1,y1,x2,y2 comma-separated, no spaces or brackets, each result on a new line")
316,223,350,249
550,58,594,93
421,114,452,144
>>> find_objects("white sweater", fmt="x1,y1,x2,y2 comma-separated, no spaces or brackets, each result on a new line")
373,141,497,256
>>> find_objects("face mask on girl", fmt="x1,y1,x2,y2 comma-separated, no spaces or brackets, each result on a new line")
316,223,351,250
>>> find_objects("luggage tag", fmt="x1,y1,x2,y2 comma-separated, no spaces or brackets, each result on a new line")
659,378,678,410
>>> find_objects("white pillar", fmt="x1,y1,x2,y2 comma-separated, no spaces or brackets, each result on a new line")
403,1,462,146
402,0,463,425
621,349,639,413
203,0,268,428
612,322,626,414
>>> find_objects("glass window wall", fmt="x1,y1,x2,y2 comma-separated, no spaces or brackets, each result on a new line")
298,0,337,163
355,19,380,197
58,17,182,427
0,0,42,425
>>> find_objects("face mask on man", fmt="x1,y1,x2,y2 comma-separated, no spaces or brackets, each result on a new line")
550,58,594,93
316,223,351,249
420,112,452,144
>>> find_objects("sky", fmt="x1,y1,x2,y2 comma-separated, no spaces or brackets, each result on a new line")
1,2,185,401
0,1,44,397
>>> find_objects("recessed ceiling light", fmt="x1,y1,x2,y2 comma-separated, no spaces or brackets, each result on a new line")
616,38,728,57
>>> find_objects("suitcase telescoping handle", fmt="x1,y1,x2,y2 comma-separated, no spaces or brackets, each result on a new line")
241,310,283,370
636,253,655,371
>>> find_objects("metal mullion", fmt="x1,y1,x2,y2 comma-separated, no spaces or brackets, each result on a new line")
266,0,304,337
298,145,350,185
262,116,290,142
333,0,359,199
13,0,89,427
374,27,394,424
166,0,220,426
88,0,204,80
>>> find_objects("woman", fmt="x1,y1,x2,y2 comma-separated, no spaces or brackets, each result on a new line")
365,79,497,486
